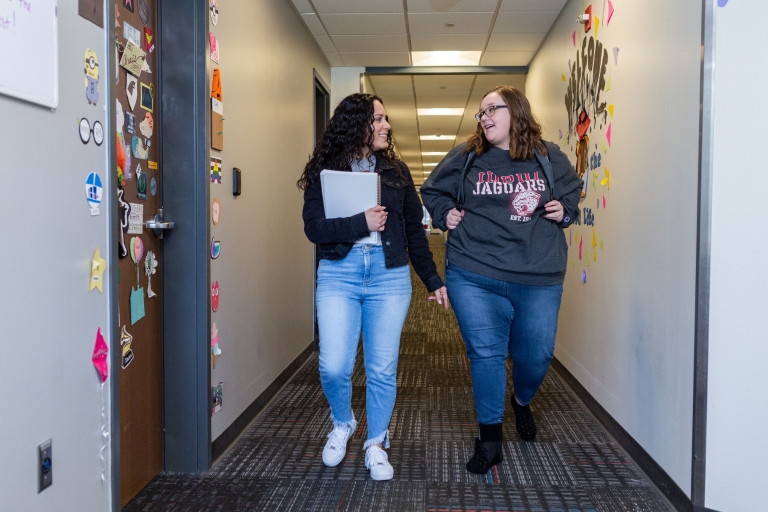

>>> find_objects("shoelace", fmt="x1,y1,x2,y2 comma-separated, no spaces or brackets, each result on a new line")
366,447,388,467
327,426,350,450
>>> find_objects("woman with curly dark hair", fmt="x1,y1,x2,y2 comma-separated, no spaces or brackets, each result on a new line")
299,93,448,481
421,86,583,475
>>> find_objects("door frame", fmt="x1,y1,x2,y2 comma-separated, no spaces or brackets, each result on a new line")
312,70,330,350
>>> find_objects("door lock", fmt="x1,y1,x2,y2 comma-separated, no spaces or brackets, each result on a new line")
145,208,175,239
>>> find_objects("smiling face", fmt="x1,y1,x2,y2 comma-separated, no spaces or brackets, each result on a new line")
479,92,511,150
370,100,391,153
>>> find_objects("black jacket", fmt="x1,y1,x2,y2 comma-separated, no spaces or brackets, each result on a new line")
302,157,444,292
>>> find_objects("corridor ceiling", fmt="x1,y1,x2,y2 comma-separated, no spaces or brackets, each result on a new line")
291,0,568,185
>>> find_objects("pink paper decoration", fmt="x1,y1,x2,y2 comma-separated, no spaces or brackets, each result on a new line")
606,123,612,147
92,328,109,383
579,236,583,260
211,322,219,346
603,196,607,209
607,0,615,24
572,31,576,46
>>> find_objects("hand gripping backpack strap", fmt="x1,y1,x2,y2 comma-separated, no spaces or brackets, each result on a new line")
455,150,477,210
534,150,555,201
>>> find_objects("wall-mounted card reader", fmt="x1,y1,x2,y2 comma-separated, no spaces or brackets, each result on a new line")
233,167,242,196
38,439,52,492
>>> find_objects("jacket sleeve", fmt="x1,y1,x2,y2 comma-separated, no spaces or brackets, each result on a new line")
419,146,467,231
400,164,445,293
547,142,583,228
302,176,372,244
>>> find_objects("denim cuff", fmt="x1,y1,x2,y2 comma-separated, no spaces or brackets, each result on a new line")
330,412,357,432
363,429,390,450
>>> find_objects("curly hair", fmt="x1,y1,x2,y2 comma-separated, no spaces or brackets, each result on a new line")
297,93,405,190
466,85,547,160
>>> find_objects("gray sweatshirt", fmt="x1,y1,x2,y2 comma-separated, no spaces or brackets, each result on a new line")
420,141,583,286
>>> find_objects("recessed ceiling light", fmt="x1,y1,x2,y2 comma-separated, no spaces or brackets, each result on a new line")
422,152,448,156
424,162,438,167
417,108,464,116
420,135,457,140
444,22,455,27
411,51,481,67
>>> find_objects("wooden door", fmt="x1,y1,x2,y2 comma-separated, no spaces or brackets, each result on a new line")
115,0,163,506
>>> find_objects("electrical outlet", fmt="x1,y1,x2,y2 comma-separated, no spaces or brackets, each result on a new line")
38,439,52,492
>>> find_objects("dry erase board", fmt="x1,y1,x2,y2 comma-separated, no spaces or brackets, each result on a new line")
0,0,59,108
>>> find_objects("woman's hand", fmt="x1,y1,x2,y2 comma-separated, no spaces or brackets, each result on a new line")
428,286,450,310
446,208,464,230
543,200,564,223
365,206,387,231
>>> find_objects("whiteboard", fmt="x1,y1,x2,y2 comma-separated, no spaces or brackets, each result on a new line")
0,0,58,108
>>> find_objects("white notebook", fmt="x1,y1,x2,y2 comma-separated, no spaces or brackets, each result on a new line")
320,169,381,244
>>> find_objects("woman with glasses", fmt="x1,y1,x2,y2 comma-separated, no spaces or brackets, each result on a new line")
421,86,583,474
299,93,449,481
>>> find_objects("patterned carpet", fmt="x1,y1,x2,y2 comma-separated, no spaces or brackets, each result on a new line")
124,239,672,511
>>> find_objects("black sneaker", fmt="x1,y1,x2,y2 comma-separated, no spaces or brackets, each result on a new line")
465,423,503,474
510,394,536,441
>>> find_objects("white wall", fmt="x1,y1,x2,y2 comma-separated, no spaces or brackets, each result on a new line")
331,67,364,111
0,2,113,511
705,1,768,510
208,0,330,440
526,0,701,494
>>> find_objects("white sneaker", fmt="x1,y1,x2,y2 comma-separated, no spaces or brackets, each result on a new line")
365,445,394,481
322,423,356,467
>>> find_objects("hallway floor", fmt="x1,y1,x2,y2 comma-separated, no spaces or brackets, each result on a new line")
125,241,672,511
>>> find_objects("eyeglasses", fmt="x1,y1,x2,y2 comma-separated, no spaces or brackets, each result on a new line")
475,104,508,122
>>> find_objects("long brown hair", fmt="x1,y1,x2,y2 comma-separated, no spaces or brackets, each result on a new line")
466,85,547,160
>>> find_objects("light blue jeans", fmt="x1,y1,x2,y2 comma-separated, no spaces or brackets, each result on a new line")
316,245,412,448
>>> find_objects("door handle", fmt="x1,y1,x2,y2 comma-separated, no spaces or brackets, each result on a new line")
145,209,174,239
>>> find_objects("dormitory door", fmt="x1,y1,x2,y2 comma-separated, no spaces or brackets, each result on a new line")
115,0,164,505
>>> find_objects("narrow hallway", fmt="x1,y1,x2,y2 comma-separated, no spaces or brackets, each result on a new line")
125,240,671,511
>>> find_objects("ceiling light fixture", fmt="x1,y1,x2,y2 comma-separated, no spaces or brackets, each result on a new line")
423,162,438,167
420,135,457,140
417,108,464,116
411,51,481,67
422,152,448,156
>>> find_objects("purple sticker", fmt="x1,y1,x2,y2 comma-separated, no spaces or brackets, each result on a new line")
581,271,587,284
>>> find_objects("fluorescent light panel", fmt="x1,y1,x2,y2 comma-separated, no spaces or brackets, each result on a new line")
424,162,438,167
418,108,464,116
422,152,447,156
420,135,456,140
411,51,482,67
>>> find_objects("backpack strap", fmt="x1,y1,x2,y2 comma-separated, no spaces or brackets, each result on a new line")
534,150,555,201
455,150,477,210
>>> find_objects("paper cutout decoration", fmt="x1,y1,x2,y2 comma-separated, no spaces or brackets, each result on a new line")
150,175,157,196
606,123,612,147
605,76,612,91
211,69,224,150
608,104,614,118
132,136,149,159
123,0,134,13
115,2,120,27
131,236,144,264
600,237,604,249
572,31,576,47
116,100,124,133
581,270,587,283
92,328,109,383
212,281,220,312
86,172,104,215
601,169,611,189
120,325,134,369
592,228,598,250
128,203,144,234
84,49,100,105
211,322,220,368
212,343,222,368
90,247,107,292
602,141,608,154
578,235,583,260
561,74,566,81
117,186,130,257
211,157,222,184
613,47,619,65
212,198,221,225
125,111,136,134
144,27,155,53
594,16,599,39
145,250,158,298
126,74,138,110
607,0,615,24
210,0,218,25
209,33,220,64
136,164,147,200
211,237,221,259
79,118,104,146
584,5,592,32
139,0,149,24
212,382,223,415
130,286,146,324
211,68,223,102
123,21,140,46
140,83,154,112
603,196,606,208
139,112,154,138
119,39,146,78
558,129,563,140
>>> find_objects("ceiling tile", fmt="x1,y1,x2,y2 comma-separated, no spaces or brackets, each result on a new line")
415,92,470,109
408,12,494,34
377,93,416,108
486,32,546,52
420,140,457,152
471,73,527,96
493,11,560,33
407,0,499,13
321,13,407,35
301,13,326,35
291,0,314,14
499,0,567,11
331,35,409,53
410,33,488,51
417,116,463,134
413,74,475,94
313,0,404,14
340,52,410,66
369,75,415,94
324,52,344,66
314,34,336,53
480,51,535,66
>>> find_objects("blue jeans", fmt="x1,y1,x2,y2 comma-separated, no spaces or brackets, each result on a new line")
445,262,563,425
316,245,412,448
